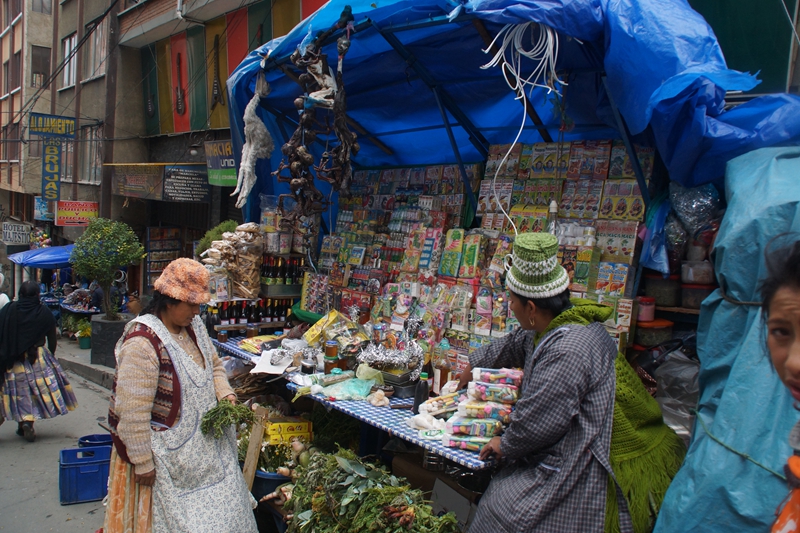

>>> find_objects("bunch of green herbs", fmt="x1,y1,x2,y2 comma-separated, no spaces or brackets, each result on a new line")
200,399,255,439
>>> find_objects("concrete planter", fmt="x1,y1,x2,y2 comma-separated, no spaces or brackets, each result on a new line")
90,313,134,368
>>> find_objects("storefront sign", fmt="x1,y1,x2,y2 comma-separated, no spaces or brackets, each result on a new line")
2,221,31,244
204,140,237,186
29,113,76,139
55,201,99,227
34,197,54,221
111,165,164,199
41,139,62,201
163,165,210,203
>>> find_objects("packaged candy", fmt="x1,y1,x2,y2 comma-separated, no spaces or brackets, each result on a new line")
445,416,503,437
468,381,519,404
472,367,524,388
442,434,491,452
418,390,467,416
457,400,513,424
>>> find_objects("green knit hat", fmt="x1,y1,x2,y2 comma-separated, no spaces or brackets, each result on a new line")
505,233,570,299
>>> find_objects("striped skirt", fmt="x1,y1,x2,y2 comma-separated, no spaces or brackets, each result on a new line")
0,347,78,422
103,448,152,533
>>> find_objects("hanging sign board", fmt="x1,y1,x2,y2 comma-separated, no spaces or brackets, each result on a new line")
204,140,237,186
34,197,54,221
163,165,210,203
2,221,31,244
111,165,164,199
41,138,62,201
55,201,99,227
28,113,76,139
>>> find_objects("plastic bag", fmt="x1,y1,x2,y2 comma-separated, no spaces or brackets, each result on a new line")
665,213,688,273
472,367,524,387
640,200,671,274
355,363,384,385
321,378,375,400
468,381,519,404
653,349,700,447
669,182,721,237
445,416,503,437
457,400,513,424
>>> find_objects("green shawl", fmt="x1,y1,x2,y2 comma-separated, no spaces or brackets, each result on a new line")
538,300,686,533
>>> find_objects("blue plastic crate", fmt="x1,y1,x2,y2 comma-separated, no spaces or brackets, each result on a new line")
59,446,111,505
78,434,112,448
251,470,290,502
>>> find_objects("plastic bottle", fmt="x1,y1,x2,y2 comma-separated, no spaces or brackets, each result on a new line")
432,339,451,396
546,200,559,236
412,372,430,414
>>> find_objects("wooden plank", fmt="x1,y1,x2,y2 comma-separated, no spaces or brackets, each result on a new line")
141,44,161,136
155,39,175,134
242,405,271,491
186,26,208,132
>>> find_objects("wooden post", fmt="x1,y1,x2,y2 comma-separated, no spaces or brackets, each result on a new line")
242,405,271,490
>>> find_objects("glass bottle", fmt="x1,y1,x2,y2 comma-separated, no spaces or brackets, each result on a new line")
546,199,559,236
209,307,220,339
432,339,452,396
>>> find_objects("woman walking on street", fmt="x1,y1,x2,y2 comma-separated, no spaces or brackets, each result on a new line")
0,280,77,441
104,258,257,533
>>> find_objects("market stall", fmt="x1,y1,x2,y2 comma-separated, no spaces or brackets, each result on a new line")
218,1,800,531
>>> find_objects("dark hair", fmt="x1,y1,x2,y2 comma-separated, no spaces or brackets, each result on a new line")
760,236,800,318
511,288,572,317
19,280,40,299
140,290,182,317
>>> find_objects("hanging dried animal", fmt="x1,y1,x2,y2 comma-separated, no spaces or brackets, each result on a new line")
232,72,275,208
273,6,357,234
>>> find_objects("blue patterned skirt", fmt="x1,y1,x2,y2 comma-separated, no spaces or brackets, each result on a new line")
1,347,78,422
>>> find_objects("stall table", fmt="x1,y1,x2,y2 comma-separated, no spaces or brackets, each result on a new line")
213,338,257,360
60,303,102,316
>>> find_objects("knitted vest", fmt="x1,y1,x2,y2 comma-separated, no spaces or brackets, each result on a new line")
107,323,198,464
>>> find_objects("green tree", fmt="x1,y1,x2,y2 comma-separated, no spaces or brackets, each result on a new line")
70,218,145,320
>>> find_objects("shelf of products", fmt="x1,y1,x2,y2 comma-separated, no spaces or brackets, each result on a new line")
145,227,182,288
204,298,294,341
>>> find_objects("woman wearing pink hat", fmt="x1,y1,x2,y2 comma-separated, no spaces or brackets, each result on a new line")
103,258,257,533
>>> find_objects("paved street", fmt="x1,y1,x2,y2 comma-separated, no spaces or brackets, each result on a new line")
0,367,110,533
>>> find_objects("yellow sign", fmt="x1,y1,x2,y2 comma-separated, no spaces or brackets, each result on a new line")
55,201,99,227
29,113,76,138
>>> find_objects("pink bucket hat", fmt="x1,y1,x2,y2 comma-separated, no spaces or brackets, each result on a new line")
154,258,210,304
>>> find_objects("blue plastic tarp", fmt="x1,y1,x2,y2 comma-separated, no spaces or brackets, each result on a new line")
8,245,74,269
228,0,800,223
653,147,800,532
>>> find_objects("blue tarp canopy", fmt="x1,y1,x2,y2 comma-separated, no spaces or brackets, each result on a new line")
228,0,800,225
8,245,74,269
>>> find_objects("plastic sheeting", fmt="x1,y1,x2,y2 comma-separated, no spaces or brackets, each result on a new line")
653,147,800,532
8,245,74,269
228,0,800,222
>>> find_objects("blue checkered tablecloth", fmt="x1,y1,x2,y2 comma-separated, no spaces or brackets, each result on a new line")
286,382,491,470
212,339,256,361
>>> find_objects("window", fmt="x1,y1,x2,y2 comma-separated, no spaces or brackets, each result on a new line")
3,60,8,94
4,0,20,26
7,122,19,161
84,18,107,80
32,0,51,14
60,140,73,181
11,51,20,91
28,137,41,157
62,34,77,87
31,46,50,87
79,125,102,184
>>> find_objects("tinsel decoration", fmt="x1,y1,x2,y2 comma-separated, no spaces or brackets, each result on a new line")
346,304,361,324
356,339,424,381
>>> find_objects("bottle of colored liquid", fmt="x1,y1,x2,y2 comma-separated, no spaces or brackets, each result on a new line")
412,372,430,414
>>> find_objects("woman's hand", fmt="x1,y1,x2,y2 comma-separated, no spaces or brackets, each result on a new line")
479,436,503,461
223,394,237,404
135,469,156,486
456,362,473,391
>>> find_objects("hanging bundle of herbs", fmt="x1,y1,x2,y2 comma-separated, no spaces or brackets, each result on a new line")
200,399,255,439
285,449,459,533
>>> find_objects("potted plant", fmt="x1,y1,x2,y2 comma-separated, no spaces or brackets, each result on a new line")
76,319,92,349
70,218,145,367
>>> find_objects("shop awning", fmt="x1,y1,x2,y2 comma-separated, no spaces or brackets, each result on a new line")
8,244,74,269
227,0,800,224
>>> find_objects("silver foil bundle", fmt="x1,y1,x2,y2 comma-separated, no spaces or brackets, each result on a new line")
355,339,424,381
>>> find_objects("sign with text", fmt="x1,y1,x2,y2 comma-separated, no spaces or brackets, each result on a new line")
112,165,164,199
204,140,237,186
29,113,76,139
2,221,31,244
55,201,98,227
34,197,54,221
41,138,62,201
162,165,210,203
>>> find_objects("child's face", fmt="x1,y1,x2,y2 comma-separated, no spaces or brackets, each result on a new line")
768,286,800,401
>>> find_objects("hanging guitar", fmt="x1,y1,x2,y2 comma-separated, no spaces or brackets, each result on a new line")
175,53,186,115
210,35,225,110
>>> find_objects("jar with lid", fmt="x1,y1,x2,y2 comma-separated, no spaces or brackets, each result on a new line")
637,297,656,322
337,354,349,371
325,340,339,359
324,356,338,374
217,330,228,343
245,324,258,338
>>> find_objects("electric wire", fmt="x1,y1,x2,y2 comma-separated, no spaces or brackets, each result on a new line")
480,22,566,237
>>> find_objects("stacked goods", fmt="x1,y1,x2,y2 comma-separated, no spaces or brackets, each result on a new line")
201,222,263,299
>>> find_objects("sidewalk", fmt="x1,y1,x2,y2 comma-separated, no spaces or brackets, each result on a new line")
56,337,115,390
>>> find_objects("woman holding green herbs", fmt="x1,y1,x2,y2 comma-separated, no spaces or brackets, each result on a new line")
104,258,256,533
458,233,684,533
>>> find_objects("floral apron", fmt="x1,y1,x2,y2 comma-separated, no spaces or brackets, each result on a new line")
134,315,257,533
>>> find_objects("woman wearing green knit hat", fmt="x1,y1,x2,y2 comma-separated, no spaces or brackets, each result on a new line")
461,233,685,533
